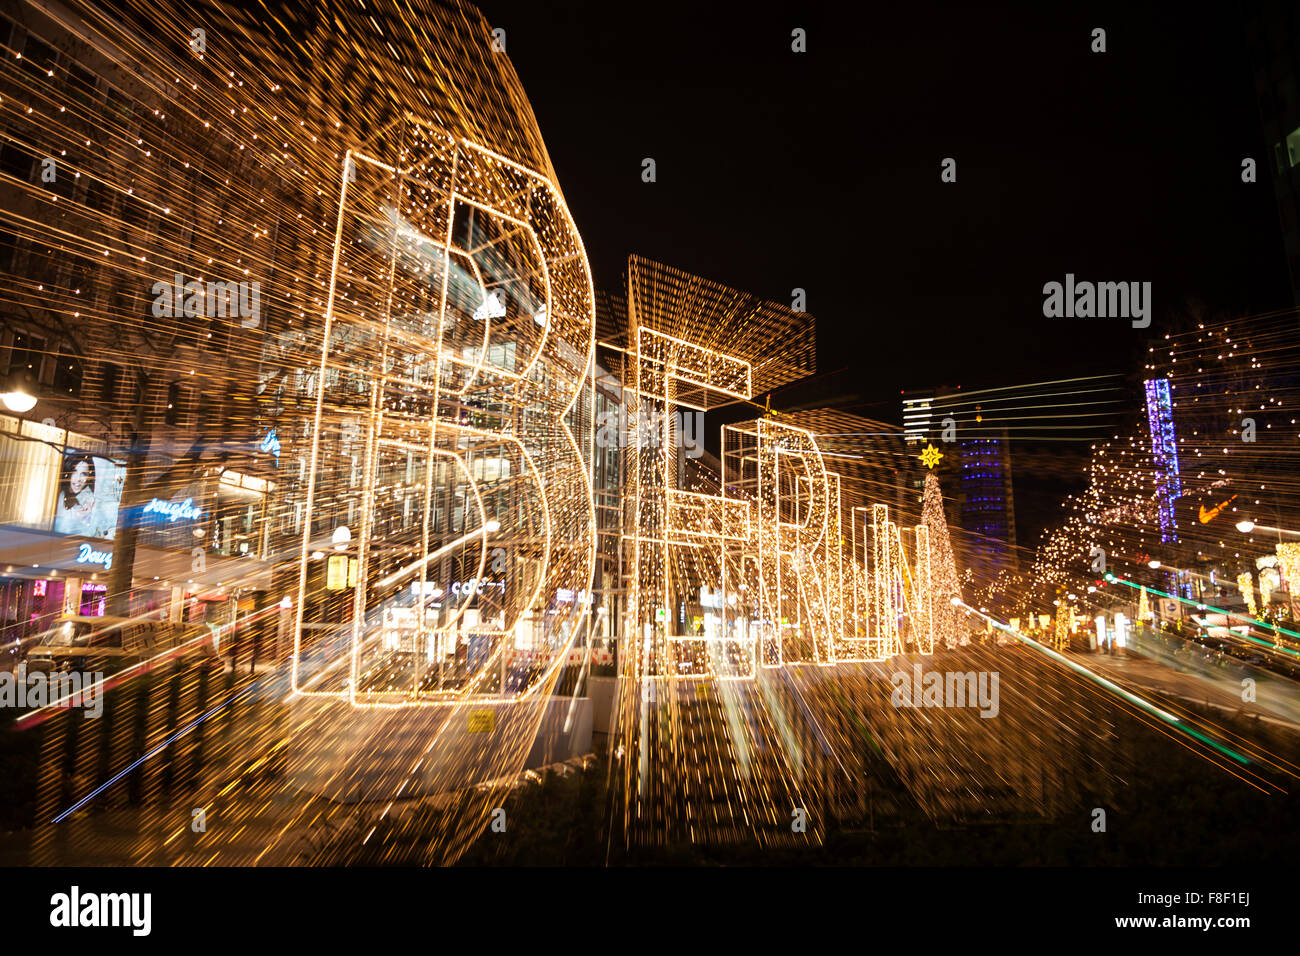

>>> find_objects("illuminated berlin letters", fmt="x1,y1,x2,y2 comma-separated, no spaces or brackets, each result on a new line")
293,117,595,704
622,259,939,683
292,123,939,705
627,327,755,679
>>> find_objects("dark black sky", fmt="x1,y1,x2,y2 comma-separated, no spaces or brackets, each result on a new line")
478,0,1291,421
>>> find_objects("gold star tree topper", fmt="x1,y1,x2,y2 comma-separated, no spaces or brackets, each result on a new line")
920,443,944,469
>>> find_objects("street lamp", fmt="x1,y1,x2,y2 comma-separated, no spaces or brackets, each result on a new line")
1,382,36,412
1237,518,1300,538
1147,559,1161,569
1,364,39,412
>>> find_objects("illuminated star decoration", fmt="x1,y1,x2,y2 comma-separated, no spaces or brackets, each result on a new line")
920,443,944,469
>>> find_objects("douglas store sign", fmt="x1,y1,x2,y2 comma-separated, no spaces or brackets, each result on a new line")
142,496,203,522
74,542,113,570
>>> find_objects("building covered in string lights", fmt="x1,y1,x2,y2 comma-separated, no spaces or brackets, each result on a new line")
0,0,282,651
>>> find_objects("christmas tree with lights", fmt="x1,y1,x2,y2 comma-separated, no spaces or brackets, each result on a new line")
922,472,965,647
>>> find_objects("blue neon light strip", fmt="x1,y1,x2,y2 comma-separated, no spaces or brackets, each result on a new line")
1144,378,1181,545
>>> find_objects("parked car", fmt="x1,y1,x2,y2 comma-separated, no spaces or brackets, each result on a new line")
24,615,216,677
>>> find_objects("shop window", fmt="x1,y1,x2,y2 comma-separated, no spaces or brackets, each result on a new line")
99,361,121,403
53,349,82,397
50,161,77,200
6,330,44,379
120,192,148,230
164,381,194,426
165,381,180,425
126,372,147,414
81,172,107,213
0,141,33,182
66,62,98,110
37,349,56,386
0,228,17,273
195,393,215,432
18,34,57,78
205,313,230,354
211,479,263,558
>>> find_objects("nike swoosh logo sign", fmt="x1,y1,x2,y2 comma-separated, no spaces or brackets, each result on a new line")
1198,494,1237,524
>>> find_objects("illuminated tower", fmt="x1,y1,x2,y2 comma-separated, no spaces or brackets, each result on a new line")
1143,377,1182,544
957,431,1017,593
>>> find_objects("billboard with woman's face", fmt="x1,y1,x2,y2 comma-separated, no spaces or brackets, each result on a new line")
52,450,126,540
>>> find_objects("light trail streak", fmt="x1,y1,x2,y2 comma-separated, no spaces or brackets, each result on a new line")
954,600,1252,766
51,682,259,823
13,601,280,730
1105,576,1300,654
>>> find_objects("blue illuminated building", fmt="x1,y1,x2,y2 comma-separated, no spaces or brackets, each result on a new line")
1143,378,1182,544
958,435,1017,591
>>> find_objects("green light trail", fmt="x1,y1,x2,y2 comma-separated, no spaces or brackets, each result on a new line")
955,602,1252,766
1104,577,1300,657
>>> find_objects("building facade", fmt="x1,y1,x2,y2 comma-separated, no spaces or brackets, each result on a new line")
0,0,281,656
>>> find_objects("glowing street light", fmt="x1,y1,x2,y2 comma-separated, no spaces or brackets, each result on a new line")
1,382,36,412
1237,518,1300,538
1147,559,1161,569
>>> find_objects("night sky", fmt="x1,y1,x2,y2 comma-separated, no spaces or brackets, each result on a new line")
478,0,1294,544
